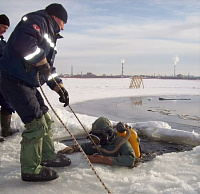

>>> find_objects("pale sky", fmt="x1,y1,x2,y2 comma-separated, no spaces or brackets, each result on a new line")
1,0,200,76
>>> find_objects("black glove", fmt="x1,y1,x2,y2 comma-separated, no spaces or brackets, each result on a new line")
37,63,50,80
58,88,69,107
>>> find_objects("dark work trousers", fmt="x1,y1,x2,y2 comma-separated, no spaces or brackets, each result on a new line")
0,92,15,113
0,76,48,124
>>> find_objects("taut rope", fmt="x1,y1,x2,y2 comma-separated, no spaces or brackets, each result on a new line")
50,75,102,154
68,105,102,154
37,72,111,194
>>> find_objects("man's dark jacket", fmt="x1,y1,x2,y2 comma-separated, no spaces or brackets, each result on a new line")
0,36,6,57
0,10,62,89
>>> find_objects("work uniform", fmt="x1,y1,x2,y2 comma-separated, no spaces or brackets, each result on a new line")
0,35,14,114
0,33,19,140
0,10,64,174
81,134,135,167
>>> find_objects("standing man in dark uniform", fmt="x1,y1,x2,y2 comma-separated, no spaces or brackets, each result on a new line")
0,4,71,182
0,14,18,142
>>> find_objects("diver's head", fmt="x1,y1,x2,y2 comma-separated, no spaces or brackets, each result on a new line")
90,117,114,145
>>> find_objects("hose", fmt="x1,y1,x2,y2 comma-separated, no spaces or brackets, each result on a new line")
95,128,131,154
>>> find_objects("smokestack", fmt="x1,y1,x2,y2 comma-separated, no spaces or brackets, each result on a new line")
71,65,73,76
173,55,179,77
121,59,125,76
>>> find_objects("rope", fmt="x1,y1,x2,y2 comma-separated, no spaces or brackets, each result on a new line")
51,76,102,154
37,72,111,194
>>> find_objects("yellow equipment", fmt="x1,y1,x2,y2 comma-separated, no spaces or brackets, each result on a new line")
116,126,141,159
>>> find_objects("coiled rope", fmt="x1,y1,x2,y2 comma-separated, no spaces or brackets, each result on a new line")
37,72,111,194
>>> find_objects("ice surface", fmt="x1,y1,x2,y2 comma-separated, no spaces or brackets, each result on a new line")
0,78,199,194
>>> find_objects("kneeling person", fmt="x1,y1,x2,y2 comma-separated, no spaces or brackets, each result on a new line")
58,117,136,167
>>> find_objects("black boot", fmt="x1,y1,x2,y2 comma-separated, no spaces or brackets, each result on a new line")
21,166,59,182
41,154,71,167
0,136,5,142
1,110,19,137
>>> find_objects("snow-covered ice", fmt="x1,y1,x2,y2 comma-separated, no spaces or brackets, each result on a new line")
0,78,200,194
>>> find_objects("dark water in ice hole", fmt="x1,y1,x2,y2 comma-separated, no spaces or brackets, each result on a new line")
63,95,199,163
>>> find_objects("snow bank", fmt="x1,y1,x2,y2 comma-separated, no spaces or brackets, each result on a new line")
133,121,200,146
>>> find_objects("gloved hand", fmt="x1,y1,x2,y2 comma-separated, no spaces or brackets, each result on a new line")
88,154,113,166
58,87,69,107
57,145,79,155
37,63,50,80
